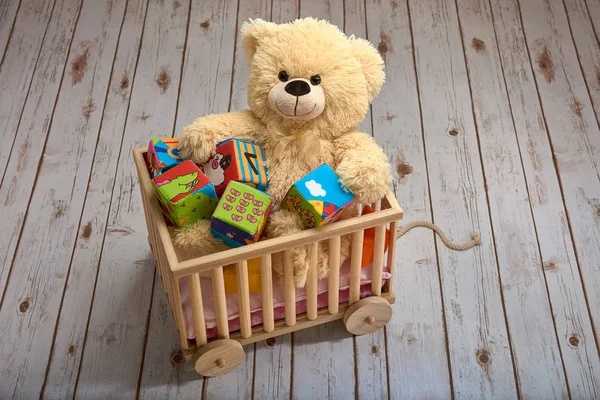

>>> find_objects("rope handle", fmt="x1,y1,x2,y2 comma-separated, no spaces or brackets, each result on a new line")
397,221,481,251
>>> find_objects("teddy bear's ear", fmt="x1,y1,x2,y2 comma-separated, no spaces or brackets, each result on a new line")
241,19,278,62
348,36,385,101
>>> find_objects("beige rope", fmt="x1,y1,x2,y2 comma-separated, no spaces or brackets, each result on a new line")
397,221,481,251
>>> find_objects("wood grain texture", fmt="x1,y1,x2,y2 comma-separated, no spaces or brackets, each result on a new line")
487,0,600,397
365,1,452,397
0,0,54,179
456,0,570,396
41,1,148,397
0,0,21,63
73,0,188,397
407,0,518,396
517,0,600,351
586,0,600,36
0,0,127,398
563,0,600,127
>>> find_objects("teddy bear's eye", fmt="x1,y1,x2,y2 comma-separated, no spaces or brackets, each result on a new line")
310,75,321,85
278,71,289,82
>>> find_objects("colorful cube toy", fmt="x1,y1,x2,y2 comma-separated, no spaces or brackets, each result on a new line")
282,164,355,228
152,160,217,228
147,138,182,178
203,139,268,197
210,181,272,248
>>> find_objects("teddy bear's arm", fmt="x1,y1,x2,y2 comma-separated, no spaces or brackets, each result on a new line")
334,132,392,204
178,110,265,163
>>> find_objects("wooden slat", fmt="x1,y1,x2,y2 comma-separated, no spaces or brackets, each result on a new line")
492,0,600,395
370,225,385,296
212,266,229,339
407,0,518,396
0,0,128,398
0,0,21,63
456,0,570,396
306,242,318,320
236,261,252,338
518,0,600,344
283,249,296,327
349,229,364,304
260,254,274,333
587,0,600,36
41,1,148,397
189,274,207,345
73,0,190,397
384,221,397,293
327,236,341,314
0,0,54,182
139,0,239,396
563,0,600,123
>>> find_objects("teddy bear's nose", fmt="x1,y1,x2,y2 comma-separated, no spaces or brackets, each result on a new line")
285,80,311,97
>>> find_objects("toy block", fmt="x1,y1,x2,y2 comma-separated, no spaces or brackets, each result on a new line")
152,160,217,228
204,139,268,197
282,164,355,228
147,138,182,178
210,181,272,248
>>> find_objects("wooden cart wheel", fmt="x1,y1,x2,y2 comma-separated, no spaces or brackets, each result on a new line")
343,297,392,335
193,339,245,377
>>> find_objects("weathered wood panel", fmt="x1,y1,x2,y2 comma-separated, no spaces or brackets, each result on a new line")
0,0,54,182
73,0,189,397
517,0,600,350
489,0,600,397
584,0,600,44
456,0,570,397
41,0,148,397
0,0,80,298
365,0,452,398
564,0,600,123
0,0,127,398
407,0,518,396
0,0,21,63
139,0,239,397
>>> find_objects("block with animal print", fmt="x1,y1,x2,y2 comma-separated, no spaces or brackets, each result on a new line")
147,138,183,178
152,160,217,228
210,181,272,247
203,139,268,197
282,164,355,228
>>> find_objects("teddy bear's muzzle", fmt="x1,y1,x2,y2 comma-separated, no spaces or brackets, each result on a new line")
268,78,325,120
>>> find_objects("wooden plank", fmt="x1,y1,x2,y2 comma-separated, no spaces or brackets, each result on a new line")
0,0,21,64
517,0,600,350
564,0,600,124
365,0,452,397
0,0,56,295
139,0,239,396
0,0,54,182
457,0,572,396
587,0,600,38
0,0,127,398
72,0,189,397
40,1,148,397
491,0,600,395
407,0,519,396
288,3,356,399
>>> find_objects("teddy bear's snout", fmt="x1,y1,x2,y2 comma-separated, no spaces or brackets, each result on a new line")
284,80,311,97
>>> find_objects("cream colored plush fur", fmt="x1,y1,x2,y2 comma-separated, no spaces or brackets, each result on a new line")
175,18,392,287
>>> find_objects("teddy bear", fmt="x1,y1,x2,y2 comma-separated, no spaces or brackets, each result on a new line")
174,17,392,288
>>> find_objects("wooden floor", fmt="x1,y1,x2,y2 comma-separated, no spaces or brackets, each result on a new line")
1,0,599,398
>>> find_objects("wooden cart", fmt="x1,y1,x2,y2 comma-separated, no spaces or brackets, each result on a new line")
133,148,403,377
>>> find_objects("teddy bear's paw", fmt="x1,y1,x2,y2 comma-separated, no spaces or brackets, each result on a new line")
178,125,219,164
174,220,228,256
293,262,309,288
339,166,391,205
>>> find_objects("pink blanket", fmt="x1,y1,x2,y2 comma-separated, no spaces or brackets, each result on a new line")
178,259,390,339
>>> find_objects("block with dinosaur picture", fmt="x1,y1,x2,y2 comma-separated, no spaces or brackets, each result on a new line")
210,181,272,248
282,164,355,228
147,138,182,178
203,139,268,197
152,160,217,228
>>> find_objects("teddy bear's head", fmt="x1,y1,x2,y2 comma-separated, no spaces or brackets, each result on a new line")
241,18,385,137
